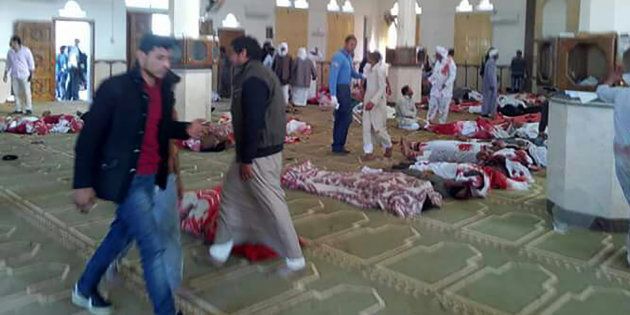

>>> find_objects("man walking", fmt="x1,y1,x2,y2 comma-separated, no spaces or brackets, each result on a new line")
3,35,35,115
329,35,364,155
71,34,207,315
208,36,305,277
427,46,457,125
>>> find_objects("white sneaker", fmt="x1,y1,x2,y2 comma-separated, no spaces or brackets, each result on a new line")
72,284,113,315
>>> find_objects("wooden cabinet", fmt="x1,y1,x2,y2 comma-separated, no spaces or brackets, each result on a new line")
556,33,616,92
171,38,214,69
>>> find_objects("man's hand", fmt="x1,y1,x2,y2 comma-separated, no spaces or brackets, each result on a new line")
365,102,375,111
330,96,339,110
27,72,32,82
240,163,254,181
73,188,96,214
187,119,208,139
2,74,7,83
605,65,623,85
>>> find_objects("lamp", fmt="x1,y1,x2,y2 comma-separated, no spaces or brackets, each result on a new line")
456,0,473,12
294,0,309,9
416,1,422,15
276,0,292,8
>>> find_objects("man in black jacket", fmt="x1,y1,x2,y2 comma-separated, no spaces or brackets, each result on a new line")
71,34,207,315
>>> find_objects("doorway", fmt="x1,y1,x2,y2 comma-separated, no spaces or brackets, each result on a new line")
54,19,94,101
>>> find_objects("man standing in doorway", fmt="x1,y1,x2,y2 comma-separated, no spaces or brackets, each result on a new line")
3,35,35,115
510,50,526,92
329,35,365,155
208,36,305,277
71,34,207,315
67,38,84,101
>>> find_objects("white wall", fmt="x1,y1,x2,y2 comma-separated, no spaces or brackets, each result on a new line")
0,0,127,60
203,0,380,61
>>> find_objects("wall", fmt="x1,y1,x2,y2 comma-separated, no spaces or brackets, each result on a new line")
580,0,630,33
0,0,127,60
202,0,380,60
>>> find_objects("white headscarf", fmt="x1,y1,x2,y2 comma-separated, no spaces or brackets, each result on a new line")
436,46,449,59
489,48,499,58
278,42,289,57
297,47,307,60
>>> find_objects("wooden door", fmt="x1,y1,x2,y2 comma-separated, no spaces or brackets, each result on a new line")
14,21,54,102
275,8,308,56
453,13,493,65
218,28,245,54
327,13,354,60
416,16,422,47
127,12,152,68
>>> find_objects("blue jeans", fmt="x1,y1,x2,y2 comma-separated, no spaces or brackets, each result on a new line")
113,174,182,290
332,84,353,152
77,175,176,315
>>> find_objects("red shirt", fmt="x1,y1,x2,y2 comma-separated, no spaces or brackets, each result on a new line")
137,80,163,175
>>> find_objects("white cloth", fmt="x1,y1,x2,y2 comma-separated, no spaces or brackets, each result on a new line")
6,46,35,80
427,96,451,124
428,48,456,123
282,84,290,105
292,87,309,106
362,61,392,154
417,140,489,164
410,161,490,198
11,77,32,112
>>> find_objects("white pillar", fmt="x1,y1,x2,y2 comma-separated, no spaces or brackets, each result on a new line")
396,0,417,47
172,0,200,38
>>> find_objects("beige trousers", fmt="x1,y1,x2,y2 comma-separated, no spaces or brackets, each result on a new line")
12,77,33,112
213,152,303,259
362,104,392,154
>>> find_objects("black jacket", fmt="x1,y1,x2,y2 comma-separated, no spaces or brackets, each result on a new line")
73,68,189,203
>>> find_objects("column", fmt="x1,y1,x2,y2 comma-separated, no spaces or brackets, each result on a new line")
170,0,213,121
388,0,422,104
172,0,200,37
396,0,416,47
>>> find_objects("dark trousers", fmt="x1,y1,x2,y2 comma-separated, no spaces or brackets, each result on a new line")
332,84,353,152
538,100,549,134
511,75,525,92
68,67,81,100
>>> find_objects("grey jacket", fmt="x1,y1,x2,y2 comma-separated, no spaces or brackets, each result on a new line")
291,58,317,88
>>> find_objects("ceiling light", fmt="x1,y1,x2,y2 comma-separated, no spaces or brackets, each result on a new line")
456,0,473,12
477,0,494,12
327,0,340,12
342,0,354,13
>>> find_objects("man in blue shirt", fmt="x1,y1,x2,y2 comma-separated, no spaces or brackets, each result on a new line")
329,35,364,154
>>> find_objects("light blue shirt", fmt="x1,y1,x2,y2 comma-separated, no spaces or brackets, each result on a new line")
328,49,362,96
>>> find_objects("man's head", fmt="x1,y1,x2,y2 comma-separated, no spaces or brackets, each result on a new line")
230,35,263,66
344,35,357,54
489,48,499,60
136,34,176,80
368,51,382,65
517,50,523,57
448,48,455,58
435,46,448,62
60,45,67,54
401,85,414,98
9,36,21,51
74,39,80,46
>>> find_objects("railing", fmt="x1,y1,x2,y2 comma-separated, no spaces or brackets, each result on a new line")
455,63,514,92
314,60,515,93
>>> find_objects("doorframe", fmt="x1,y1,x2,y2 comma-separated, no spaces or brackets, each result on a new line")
52,17,96,101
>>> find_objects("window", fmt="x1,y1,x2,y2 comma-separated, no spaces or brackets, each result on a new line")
126,0,168,10
152,14,171,36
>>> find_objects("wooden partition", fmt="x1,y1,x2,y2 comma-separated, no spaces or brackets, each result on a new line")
275,8,309,56
327,12,354,60
15,21,55,101
453,13,493,65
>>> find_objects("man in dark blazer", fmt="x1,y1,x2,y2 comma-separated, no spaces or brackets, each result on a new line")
71,34,207,315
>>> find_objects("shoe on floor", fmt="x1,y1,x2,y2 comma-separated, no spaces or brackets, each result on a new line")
25,110,33,115
72,284,113,315
11,110,23,115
